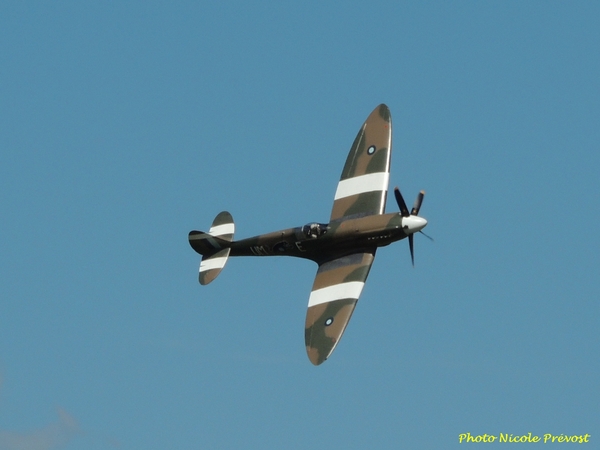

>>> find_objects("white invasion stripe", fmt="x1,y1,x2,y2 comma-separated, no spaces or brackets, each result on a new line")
209,223,235,236
308,281,365,307
334,172,389,200
200,256,228,272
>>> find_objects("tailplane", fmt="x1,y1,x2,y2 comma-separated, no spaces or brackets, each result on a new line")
188,211,235,285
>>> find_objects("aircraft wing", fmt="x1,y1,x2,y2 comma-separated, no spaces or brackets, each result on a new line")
305,250,376,365
329,104,392,222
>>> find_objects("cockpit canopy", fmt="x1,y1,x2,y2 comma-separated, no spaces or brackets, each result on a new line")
302,223,328,239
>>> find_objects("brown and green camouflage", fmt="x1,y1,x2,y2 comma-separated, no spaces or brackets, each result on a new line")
188,104,428,365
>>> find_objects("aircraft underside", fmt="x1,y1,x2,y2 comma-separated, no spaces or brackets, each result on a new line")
188,104,429,365
229,220,408,264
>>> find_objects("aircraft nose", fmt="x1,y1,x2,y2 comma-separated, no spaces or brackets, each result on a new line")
402,215,427,234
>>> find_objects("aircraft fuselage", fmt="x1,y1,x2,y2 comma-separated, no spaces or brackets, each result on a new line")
229,212,420,263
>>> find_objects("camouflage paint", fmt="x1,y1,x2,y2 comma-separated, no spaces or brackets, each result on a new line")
188,104,428,365
195,211,234,285
305,251,375,365
330,103,392,221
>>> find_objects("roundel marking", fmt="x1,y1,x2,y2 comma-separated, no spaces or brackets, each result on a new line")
324,317,334,326
367,145,376,155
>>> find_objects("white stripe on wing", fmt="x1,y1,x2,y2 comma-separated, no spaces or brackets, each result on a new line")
308,281,365,307
334,172,389,200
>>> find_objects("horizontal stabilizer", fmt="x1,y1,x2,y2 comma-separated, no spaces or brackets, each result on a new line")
189,211,235,285
208,211,234,242
199,248,231,285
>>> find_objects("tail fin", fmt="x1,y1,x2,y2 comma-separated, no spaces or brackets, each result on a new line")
188,211,235,285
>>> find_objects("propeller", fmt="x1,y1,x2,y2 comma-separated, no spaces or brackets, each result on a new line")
394,187,410,217
393,187,427,266
411,191,424,216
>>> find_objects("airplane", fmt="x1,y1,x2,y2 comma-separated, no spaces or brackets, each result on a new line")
188,104,428,365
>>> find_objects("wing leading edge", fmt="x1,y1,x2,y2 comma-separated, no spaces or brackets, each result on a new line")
305,251,376,365
303,105,392,365
329,104,392,222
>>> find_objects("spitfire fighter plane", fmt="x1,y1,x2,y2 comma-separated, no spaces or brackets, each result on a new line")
189,104,428,365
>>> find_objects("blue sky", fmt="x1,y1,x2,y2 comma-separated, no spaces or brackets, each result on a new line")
1,2,598,449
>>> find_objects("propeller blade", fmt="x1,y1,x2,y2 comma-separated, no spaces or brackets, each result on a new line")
411,190,425,216
419,230,434,241
409,234,415,266
394,187,410,217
